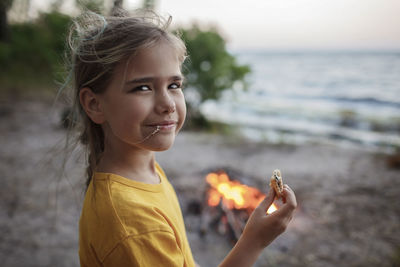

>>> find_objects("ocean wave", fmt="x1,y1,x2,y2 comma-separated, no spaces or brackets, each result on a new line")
200,51,400,151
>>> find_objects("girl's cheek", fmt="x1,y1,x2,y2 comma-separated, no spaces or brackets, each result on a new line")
180,98,187,118
176,97,187,131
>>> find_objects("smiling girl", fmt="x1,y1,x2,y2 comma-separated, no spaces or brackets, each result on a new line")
68,10,296,267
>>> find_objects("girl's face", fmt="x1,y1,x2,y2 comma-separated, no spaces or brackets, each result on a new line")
98,40,186,152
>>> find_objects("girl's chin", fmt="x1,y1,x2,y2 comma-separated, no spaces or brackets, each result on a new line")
146,135,176,151
150,143,174,152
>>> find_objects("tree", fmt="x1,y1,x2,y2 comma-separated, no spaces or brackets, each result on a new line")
178,25,251,129
180,25,250,102
0,0,13,41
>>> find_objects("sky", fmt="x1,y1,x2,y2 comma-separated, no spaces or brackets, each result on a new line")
27,0,400,50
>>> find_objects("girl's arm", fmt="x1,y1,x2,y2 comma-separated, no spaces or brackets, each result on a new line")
219,185,297,267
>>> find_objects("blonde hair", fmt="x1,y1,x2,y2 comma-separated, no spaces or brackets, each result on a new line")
64,9,187,189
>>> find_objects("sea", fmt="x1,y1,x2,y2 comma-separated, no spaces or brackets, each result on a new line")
199,50,400,153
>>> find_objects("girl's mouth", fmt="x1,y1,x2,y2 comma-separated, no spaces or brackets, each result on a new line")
148,121,177,131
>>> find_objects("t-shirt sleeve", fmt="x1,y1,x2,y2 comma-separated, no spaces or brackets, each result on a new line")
102,230,185,267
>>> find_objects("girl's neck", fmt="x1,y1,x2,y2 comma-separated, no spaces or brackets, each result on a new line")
97,146,160,184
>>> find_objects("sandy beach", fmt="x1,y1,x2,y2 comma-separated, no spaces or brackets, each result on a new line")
1,98,399,267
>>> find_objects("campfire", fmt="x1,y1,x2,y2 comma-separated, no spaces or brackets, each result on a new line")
200,171,278,243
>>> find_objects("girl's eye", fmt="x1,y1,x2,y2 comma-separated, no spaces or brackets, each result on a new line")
168,83,182,90
132,85,151,92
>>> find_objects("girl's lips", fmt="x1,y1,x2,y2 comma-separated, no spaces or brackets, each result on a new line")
148,121,177,130
157,124,176,130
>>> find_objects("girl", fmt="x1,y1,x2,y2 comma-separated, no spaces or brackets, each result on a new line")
67,10,297,267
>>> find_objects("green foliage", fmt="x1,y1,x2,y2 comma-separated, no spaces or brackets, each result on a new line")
0,9,251,127
0,0,13,9
0,11,71,92
179,25,251,102
178,25,251,130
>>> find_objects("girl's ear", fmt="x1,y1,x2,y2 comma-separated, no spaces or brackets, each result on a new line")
79,87,105,124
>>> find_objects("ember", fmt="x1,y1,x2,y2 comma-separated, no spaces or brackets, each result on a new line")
201,171,278,243
206,172,278,214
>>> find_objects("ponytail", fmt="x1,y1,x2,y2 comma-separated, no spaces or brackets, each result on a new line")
80,118,104,190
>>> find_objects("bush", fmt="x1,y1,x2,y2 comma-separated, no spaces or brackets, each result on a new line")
180,25,251,102
178,25,251,130
0,11,71,93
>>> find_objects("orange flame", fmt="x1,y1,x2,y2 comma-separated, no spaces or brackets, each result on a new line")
206,172,278,214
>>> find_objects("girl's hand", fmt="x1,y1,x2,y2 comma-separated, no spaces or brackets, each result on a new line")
218,185,296,267
242,184,297,249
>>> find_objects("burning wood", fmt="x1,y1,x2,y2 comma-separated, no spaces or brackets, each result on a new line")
206,172,277,214
201,171,278,243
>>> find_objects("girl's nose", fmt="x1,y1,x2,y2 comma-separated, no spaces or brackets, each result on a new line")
156,91,176,114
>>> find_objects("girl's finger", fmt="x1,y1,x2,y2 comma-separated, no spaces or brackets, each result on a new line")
281,184,292,203
274,185,297,217
283,184,293,193
255,188,275,214
282,184,296,207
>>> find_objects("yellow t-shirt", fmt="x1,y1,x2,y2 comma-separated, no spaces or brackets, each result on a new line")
79,164,195,267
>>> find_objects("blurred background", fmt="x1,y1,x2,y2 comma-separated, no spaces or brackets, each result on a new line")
2,0,400,151
1,0,399,266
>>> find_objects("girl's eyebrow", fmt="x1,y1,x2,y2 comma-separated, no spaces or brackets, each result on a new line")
125,75,183,84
